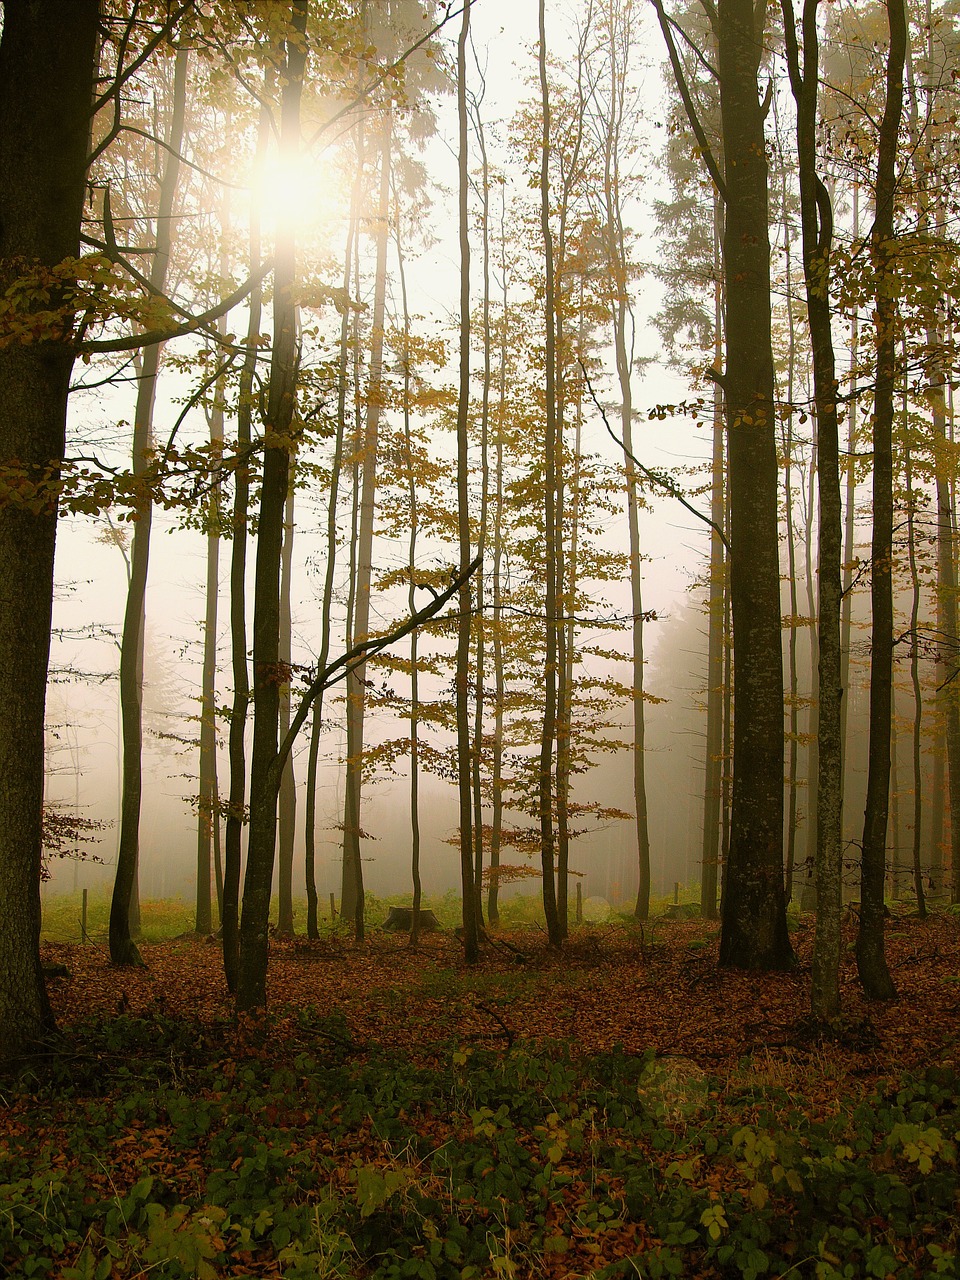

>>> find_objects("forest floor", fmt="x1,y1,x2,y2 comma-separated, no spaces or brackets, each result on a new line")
5,910,960,1279
38,909,960,1075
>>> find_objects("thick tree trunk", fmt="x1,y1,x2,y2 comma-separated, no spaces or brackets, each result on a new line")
236,2,307,1012
0,0,99,1062
716,0,792,970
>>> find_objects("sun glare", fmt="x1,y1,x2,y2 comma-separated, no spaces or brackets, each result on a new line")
252,150,344,245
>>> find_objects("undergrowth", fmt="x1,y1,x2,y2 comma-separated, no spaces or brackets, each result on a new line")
3,1014,959,1278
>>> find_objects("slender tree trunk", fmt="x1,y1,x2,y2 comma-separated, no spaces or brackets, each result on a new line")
777,126,801,904
341,104,393,938
471,102,493,926
393,217,424,946
304,118,363,940
782,0,844,1018
600,58,650,920
904,434,927,915
110,47,189,967
716,0,792,970
840,183,860,864
0,0,99,1061
236,2,307,1012
223,91,271,992
856,0,904,1001
456,0,481,963
702,200,725,921
905,28,960,902
488,208,509,927
196,328,224,935
538,0,562,949
276,482,297,937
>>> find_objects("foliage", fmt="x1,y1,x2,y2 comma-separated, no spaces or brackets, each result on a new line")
39,809,108,883
4,1002,960,1279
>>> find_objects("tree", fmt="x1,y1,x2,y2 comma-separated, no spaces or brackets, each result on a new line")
537,0,564,950
781,0,844,1018
236,0,308,1012
109,44,190,967
0,0,101,1060
856,0,905,1001
655,0,791,968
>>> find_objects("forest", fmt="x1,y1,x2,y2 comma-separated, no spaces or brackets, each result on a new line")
2,0,960,1275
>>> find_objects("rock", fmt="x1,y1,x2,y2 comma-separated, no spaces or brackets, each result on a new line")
663,902,701,919
381,906,440,932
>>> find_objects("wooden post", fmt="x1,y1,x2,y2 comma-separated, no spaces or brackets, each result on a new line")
329,891,336,921
674,881,680,905
81,888,88,943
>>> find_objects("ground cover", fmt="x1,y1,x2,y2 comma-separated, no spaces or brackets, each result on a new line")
4,910,960,1278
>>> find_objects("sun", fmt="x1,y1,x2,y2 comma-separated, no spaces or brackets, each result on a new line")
251,148,345,247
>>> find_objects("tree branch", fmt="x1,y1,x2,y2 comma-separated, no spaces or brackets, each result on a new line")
581,361,731,552
650,0,727,203
276,553,483,776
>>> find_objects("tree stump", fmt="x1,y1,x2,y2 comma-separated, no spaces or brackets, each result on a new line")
381,906,440,932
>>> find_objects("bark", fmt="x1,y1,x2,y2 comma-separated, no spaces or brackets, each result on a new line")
487,202,509,928
538,0,563,949
701,197,725,921
236,1,307,1012
195,326,223,935
395,215,422,946
304,117,363,940
782,0,844,1018
341,103,393,938
276,482,296,937
716,0,792,969
456,0,480,963
222,97,268,990
904,435,927,916
902,29,960,904
777,122,801,905
0,0,99,1062
110,46,189,967
599,13,650,920
856,0,904,1001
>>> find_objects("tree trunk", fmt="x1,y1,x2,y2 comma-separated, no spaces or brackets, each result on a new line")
716,0,792,970
456,0,481,964
537,0,563,949
341,104,393,938
0,0,99,1062
195,328,223,936
236,1,307,1012
276,482,297,937
110,46,189,967
702,199,725,921
903,434,927,916
304,115,363,940
782,0,844,1018
222,96,268,989
856,0,904,1001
